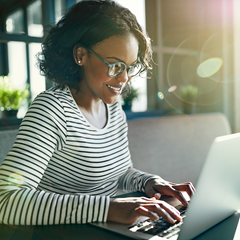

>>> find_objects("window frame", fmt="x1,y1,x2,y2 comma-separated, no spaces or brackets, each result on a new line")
0,0,55,128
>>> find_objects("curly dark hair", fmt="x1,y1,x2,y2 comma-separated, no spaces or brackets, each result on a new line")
38,0,153,92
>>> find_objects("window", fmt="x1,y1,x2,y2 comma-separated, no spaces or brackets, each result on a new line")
54,0,66,23
1,0,45,119
6,9,24,34
7,41,28,118
116,0,147,112
29,43,45,101
27,0,43,37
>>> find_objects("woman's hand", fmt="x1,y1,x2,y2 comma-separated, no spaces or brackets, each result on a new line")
145,178,195,206
107,197,182,225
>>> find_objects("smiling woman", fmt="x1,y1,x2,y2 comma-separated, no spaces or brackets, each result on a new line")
0,0,194,226
71,34,139,108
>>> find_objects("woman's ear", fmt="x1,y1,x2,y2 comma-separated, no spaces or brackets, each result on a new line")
73,46,86,66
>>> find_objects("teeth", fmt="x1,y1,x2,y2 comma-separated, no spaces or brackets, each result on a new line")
107,84,121,91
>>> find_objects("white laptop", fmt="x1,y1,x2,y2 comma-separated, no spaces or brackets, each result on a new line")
91,132,240,240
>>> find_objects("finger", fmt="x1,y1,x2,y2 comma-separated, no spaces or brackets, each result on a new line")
141,197,154,201
141,197,159,202
169,181,195,191
170,181,196,193
178,182,195,194
154,193,161,200
153,184,189,206
158,202,182,221
142,202,182,222
164,187,189,206
147,187,162,199
146,204,180,224
136,206,159,221
185,184,195,198
173,182,195,198
174,190,189,206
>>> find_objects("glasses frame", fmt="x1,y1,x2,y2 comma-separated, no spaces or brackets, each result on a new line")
85,47,141,78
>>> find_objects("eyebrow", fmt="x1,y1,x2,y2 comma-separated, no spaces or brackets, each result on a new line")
106,57,138,66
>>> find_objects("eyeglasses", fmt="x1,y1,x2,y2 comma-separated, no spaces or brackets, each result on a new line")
85,47,142,78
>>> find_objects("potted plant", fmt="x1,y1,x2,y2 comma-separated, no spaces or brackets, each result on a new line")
179,85,198,114
122,85,139,112
0,75,30,118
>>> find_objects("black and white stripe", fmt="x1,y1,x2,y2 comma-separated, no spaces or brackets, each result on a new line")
0,85,158,225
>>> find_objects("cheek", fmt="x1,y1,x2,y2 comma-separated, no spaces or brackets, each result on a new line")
86,61,109,83
93,66,107,80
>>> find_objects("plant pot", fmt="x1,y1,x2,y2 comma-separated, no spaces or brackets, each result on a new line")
1,110,18,119
122,104,132,112
182,102,197,114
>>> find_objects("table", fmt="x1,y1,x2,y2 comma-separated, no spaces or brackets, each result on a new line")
1,192,240,240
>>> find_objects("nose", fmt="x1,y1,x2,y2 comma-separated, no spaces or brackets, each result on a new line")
116,69,129,85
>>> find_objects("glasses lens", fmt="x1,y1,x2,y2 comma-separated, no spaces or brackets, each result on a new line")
109,63,125,77
128,64,142,77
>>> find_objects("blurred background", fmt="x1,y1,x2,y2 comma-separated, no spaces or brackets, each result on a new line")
0,0,239,133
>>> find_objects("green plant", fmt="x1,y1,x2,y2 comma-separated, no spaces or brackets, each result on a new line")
123,85,139,107
180,85,198,102
0,75,30,111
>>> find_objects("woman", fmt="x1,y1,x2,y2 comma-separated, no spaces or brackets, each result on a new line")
0,0,194,225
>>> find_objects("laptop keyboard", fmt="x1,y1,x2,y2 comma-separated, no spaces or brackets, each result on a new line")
128,205,187,239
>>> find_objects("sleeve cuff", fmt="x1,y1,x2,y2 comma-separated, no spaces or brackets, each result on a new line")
143,176,168,192
102,196,110,222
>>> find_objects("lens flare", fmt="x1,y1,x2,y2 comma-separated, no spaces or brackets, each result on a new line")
168,85,177,93
197,58,223,78
8,172,24,187
157,92,164,100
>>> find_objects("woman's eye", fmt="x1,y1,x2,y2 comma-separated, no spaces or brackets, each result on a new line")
115,63,122,68
114,63,123,72
109,65,116,75
128,67,134,74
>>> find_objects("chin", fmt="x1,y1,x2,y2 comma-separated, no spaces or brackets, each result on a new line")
103,97,119,105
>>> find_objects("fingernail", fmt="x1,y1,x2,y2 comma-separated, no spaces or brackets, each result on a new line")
177,216,182,221
170,218,175,224
154,193,160,198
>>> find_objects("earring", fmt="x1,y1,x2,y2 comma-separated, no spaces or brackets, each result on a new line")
78,60,81,64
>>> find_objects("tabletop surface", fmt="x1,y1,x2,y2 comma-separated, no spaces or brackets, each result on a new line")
1,192,240,240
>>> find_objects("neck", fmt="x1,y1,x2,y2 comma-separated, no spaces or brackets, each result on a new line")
70,87,102,113
70,87,108,129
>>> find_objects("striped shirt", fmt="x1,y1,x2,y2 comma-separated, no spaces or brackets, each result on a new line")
0,85,159,225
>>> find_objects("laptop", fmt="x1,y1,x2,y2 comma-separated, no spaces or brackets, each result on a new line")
91,132,240,240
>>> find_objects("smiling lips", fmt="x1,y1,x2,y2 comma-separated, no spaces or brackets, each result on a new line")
106,84,124,94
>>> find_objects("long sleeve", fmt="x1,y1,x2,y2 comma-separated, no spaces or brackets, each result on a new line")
118,109,165,193
0,91,109,225
118,167,164,193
